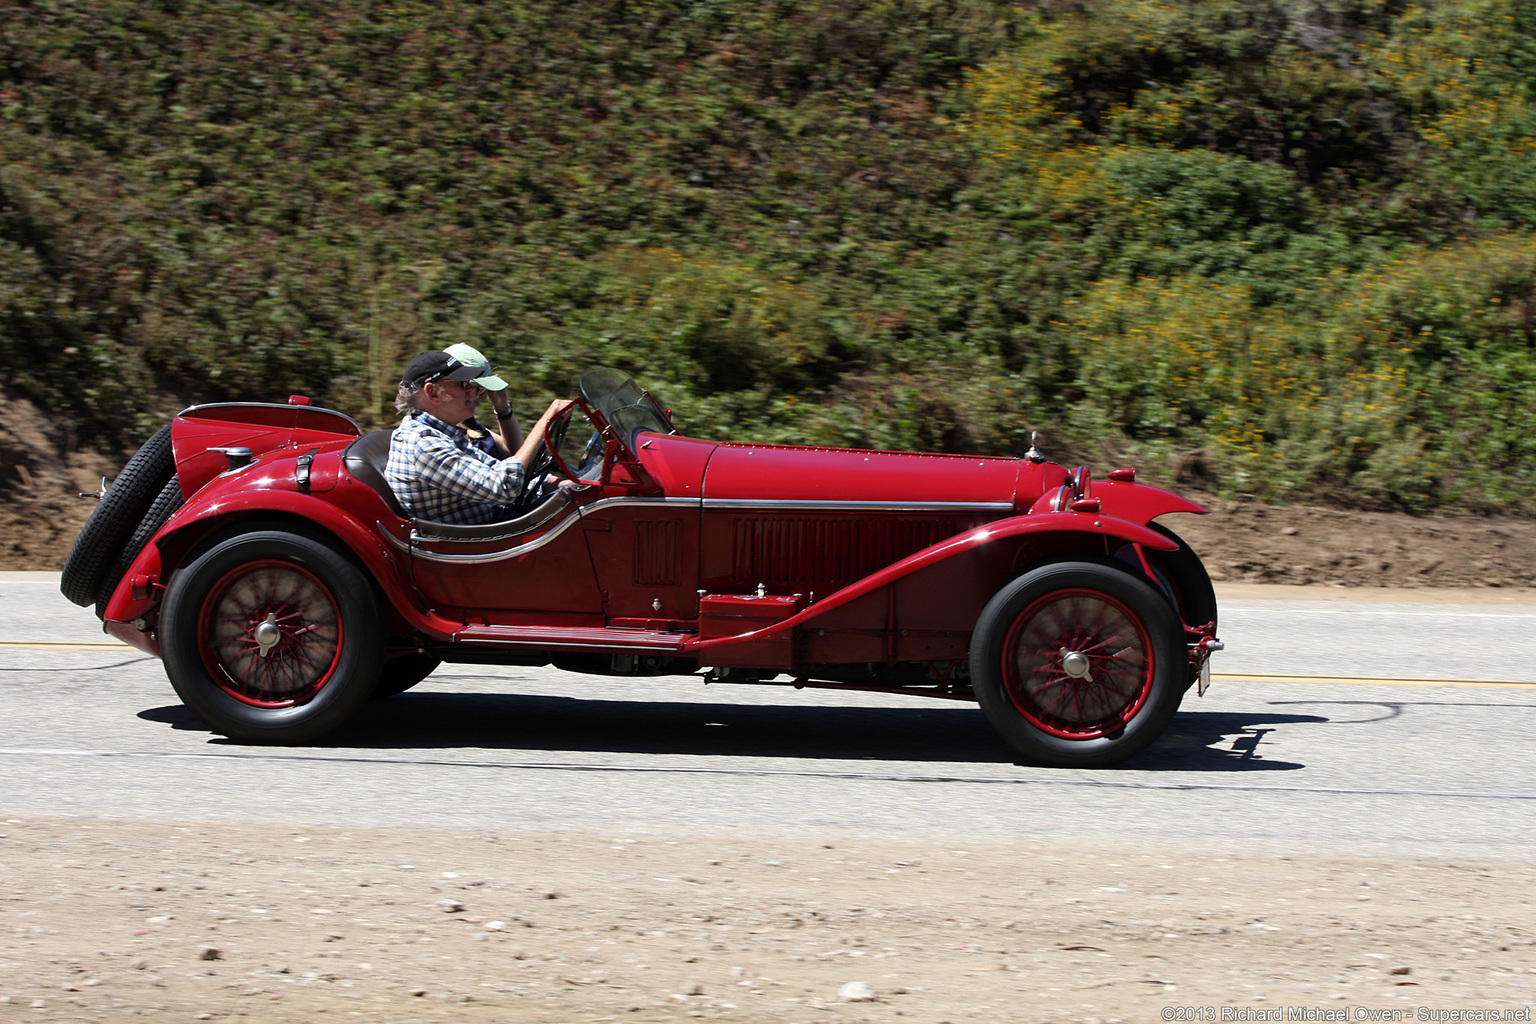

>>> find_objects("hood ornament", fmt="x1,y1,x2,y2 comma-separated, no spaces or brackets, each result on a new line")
1024,432,1046,463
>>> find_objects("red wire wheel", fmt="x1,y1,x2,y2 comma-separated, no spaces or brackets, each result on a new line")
161,530,385,744
970,560,1184,768
1000,587,1154,739
196,560,344,708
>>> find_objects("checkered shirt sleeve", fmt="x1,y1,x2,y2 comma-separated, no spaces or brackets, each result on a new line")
384,412,525,525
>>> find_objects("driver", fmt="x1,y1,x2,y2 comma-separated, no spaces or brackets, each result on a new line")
443,342,518,458
385,350,574,525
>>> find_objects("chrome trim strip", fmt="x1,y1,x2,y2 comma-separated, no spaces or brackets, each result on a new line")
405,495,699,564
411,499,569,544
380,525,414,554
409,510,590,564
702,498,1015,513
400,493,1014,565
581,496,700,512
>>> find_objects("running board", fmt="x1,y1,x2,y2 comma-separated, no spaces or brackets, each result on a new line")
453,624,693,654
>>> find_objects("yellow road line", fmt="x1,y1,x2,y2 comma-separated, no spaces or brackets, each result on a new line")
1219,672,1536,690
0,640,130,650
1,643,1533,688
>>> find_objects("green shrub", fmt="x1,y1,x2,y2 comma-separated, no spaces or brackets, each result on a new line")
3,0,1536,515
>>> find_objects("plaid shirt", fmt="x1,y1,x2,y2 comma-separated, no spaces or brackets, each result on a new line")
385,411,524,524
461,415,501,455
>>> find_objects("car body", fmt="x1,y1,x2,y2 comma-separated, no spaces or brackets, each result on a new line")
64,369,1222,767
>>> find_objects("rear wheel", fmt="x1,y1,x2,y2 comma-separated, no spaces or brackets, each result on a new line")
161,530,384,744
971,560,1183,768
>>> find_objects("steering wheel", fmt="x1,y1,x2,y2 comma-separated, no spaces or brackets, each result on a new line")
517,410,571,509
576,429,603,475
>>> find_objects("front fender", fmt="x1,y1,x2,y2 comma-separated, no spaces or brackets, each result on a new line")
687,510,1178,657
1094,479,1207,525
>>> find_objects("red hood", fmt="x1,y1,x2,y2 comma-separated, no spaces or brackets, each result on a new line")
700,441,1048,508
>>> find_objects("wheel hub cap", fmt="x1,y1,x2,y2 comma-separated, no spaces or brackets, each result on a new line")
252,613,282,658
1060,648,1093,681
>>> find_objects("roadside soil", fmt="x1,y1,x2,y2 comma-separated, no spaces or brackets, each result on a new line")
6,388,1536,588
2,818,1533,1024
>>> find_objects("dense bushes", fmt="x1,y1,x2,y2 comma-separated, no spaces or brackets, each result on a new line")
2,0,1534,512
967,0,1536,510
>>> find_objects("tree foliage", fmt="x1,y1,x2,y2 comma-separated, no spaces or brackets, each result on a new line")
2,0,1534,512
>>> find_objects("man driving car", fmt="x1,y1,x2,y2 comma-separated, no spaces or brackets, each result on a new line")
385,350,574,525
443,342,518,458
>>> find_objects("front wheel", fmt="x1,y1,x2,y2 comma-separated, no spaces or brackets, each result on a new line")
970,560,1184,768
160,530,385,744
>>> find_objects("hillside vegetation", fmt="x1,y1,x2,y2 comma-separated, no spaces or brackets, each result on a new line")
3,0,1535,512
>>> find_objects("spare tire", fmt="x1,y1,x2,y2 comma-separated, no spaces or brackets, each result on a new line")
60,424,175,607
94,473,185,619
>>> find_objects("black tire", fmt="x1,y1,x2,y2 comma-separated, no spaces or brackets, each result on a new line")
373,652,441,698
61,424,175,606
1138,523,1216,691
160,530,386,744
970,560,1185,768
94,474,185,619
1143,522,1217,630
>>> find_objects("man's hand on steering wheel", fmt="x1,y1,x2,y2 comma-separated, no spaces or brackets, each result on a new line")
513,399,577,509
517,410,569,508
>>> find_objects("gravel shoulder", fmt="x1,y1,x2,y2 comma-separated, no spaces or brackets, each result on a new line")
2,818,1533,1024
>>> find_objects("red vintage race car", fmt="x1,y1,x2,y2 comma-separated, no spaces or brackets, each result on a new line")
62,369,1222,767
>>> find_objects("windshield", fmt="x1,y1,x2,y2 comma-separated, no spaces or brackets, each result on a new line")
578,368,673,451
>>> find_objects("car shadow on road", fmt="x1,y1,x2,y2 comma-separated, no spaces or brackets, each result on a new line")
140,693,1326,772
1131,710,1325,771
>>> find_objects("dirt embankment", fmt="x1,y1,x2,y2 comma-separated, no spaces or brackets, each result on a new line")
5,387,1536,588
0,391,118,570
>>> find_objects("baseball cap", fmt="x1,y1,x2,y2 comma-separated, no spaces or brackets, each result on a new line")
444,343,509,392
402,351,483,387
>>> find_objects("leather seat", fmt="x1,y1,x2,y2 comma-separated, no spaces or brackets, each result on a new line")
342,430,410,520
341,428,574,539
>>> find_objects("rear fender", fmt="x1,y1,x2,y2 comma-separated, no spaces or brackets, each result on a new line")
172,402,360,499
101,488,436,640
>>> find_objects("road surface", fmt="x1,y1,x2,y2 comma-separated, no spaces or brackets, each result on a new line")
3,572,1533,860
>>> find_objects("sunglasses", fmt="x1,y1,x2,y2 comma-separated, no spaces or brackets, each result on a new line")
432,379,485,397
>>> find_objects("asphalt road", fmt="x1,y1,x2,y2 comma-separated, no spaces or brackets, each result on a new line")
3,572,1533,860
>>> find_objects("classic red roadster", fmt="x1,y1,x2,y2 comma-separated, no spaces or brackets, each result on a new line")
62,369,1221,767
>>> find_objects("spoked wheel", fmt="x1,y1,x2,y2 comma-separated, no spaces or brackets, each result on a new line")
161,530,384,743
971,560,1183,768
197,559,345,707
